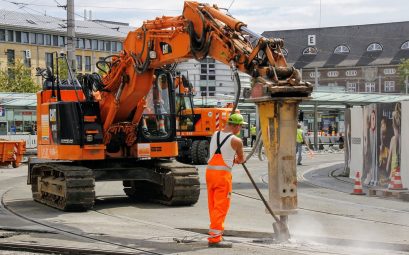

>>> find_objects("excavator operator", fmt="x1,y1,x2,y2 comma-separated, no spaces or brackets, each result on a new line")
206,113,247,248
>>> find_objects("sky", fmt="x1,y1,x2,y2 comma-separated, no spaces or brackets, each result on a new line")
1,0,409,33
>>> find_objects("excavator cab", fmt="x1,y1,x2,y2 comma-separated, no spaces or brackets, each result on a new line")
141,73,173,139
174,74,196,132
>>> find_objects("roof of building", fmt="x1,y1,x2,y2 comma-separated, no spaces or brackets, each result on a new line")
0,9,134,39
1,91,408,108
0,93,37,107
262,21,409,69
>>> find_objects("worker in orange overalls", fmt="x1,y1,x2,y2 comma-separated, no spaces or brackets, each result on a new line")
206,113,246,248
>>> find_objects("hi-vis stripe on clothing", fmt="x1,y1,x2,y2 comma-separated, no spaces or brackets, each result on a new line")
206,131,234,244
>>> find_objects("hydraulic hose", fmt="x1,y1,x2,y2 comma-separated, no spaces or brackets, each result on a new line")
230,62,241,115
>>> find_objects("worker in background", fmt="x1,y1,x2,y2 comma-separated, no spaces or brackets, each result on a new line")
296,123,306,165
250,124,257,147
206,113,246,248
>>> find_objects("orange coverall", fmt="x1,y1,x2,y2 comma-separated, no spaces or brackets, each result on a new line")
206,131,234,243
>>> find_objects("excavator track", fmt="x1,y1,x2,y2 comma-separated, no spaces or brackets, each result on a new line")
123,160,200,206
155,160,200,206
30,164,95,211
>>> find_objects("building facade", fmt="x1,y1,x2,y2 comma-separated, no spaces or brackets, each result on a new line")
0,9,133,85
262,21,409,94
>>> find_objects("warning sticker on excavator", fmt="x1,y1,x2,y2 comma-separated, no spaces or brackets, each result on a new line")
41,114,49,142
138,144,151,157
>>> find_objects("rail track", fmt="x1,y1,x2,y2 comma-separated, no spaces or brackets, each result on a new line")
1,184,352,255
1,164,408,255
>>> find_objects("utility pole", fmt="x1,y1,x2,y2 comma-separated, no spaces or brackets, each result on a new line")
406,75,408,95
67,0,76,72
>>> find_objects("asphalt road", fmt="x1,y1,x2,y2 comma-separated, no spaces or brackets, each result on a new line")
0,153,409,254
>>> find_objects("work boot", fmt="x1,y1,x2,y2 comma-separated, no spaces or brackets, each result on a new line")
208,241,233,248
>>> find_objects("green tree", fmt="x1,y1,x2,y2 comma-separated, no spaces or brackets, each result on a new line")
0,59,40,93
398,58,409,93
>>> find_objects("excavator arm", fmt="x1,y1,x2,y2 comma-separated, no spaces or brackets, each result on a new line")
97,1,311,134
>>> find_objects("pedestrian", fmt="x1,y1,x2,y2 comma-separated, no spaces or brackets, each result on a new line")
296,123,306,165
250,124,257,147
206,113,246,248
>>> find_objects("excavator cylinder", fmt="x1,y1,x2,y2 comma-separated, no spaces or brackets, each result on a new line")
240,26,262,40
202,4,245,31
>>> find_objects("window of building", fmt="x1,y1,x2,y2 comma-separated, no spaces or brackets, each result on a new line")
365,82,376,92
36,33,44,45
200,86,206,91
384,81,395,92
209,92,215,96
302,47,318,55
98,40,104,51
346,82,357,92
76,55,83,71
91,39,98,50
45,34,52,45
0,29,5,41
105,41,111,51
117,42,123,51
208,86,216,91
111,42,117,52
367,43,383,52
401,41,409,50
345,70,357,77
6,49,15,65
53,35,59,46
58,36,65,46
15,31,21,43
45,53,53,68
334,45,350,54
22,32,29,44
281,48,288,56
77,38,85,49
85,56,91,71
7,30,14,42
29,33,36,44
383,68,396,75
200,57,216,81
327,71,339,77
85,39,91,49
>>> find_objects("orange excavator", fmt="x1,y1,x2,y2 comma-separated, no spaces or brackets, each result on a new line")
28,1,311,211
174,74,237,165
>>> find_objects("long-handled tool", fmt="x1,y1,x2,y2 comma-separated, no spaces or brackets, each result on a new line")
241,163,290,242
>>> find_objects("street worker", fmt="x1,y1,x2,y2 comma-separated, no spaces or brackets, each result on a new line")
250,124,257,147
296,123,313,165
296,123,305,165
206,113,247,248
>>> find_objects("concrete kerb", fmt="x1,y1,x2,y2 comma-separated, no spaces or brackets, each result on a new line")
299,162,345,182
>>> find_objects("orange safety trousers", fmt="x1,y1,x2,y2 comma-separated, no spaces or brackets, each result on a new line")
206,153,232,243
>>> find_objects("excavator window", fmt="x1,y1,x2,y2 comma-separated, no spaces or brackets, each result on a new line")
176,94,195,132
141,74,172,138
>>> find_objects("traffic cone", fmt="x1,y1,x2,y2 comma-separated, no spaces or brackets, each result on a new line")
388,167,408,190
351,170,366,195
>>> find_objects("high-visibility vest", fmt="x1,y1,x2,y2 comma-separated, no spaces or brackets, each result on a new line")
296,128,304,143
250,126,256,136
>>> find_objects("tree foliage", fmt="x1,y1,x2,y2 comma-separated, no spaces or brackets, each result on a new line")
0,59,40,93
398,58,409,92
